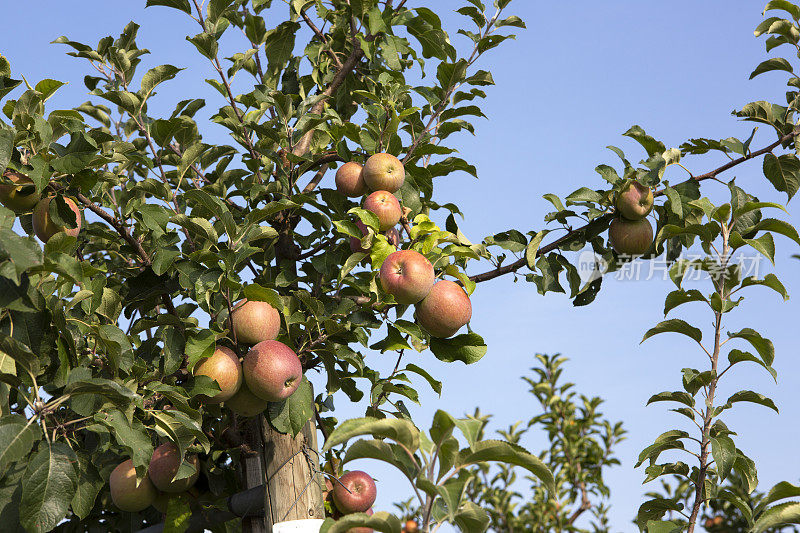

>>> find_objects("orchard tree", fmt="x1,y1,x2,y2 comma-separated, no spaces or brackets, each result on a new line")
1,0,800,532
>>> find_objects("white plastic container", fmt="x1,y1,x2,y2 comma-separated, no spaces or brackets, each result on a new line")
272,519,324,533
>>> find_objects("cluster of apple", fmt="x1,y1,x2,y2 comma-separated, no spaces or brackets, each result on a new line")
0,170,83,242
109,298,302,512
109,442,200,512
337,154,473,338
608,180,654,256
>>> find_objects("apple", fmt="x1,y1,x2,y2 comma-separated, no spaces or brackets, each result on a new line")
615,180,653,220
609,216,653,255
192,346,242,404
148,442,200,493
363,191,401,232
335,162,368,197
405,520,419,533
362,153,405,193
0,170,39,213
225,380,270,417
332,470,377,514
243,340,303,402
380,250,434,304
415,280,472,338
32,196,81,243
231,299,281,345
109,459,158,512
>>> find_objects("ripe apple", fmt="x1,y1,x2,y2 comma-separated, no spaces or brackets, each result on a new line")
363,191,401,232
380,250,434,304
147,442,200,493
332,470,377,514
609,216,653,255
0,170,39,213
109,459,158,512
415,280,472,338
225,380,270,417
405,520,419,533
615,180,654,220
335,162,368,197
231,299,281,345
192,346,242,404
362,153,405,193
243,340,303,402
32,196,82,243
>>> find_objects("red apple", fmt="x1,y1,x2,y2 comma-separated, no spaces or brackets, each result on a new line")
109,459,158,512
225,380,270,417
32,196,81,243
615,180,654,220
335,162,368,197
415,280,472,338
192,346,242,404
362,153,405,193
609,216,653,255
231,299,281,345
243,340,303,402
405,520,419,533
380,250,434,304
363,191,401,232
0,170,39,213
333,470,377,514
147,443,200,494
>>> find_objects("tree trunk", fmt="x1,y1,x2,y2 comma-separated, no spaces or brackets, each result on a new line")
241,415,324,533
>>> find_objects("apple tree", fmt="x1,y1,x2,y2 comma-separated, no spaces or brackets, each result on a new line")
0,0,800,532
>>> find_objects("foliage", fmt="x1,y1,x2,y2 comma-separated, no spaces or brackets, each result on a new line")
0,0,799,531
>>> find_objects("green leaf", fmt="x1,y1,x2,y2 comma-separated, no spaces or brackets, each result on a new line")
453,501,491,533
726,390,779,413
663,289,706,316
321,511,402,533
711,435,736,481
728,328,775,367
145,0,192,14
456,439,555,494
19,442,78,533
642,319,702,344
267,376,314,437
140,64,183,105
525,230,548,269
164,493,193,533
728,349,777,381
0,415,41,472
750,57,794,79
623,125,665,157
753,217,800,245
186,33,219,60
429,333,487,364
322,417,420,453
753,502,800,533
342,439,420,481
70,455,103,520
763,0,800,19
762,153,800,201
740,273,789,300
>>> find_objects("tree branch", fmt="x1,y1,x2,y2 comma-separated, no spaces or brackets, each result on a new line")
469,130,800,283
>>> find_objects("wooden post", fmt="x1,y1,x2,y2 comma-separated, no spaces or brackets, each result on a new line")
262,417,325,529
241,415,324,533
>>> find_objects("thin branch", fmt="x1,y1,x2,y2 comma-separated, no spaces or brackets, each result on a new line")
469,130,800,283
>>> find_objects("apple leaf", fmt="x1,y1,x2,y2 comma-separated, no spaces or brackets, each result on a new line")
322,417,420,453
266,376,314,437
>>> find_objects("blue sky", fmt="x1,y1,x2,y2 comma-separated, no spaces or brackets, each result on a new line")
3,1,799,530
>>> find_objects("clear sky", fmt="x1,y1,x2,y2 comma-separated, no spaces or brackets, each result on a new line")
2,1,799,531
